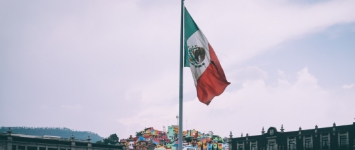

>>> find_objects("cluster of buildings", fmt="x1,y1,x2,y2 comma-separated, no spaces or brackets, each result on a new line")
1,121,354,150
119,126,228,150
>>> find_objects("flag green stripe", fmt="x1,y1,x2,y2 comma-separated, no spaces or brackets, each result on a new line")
184,7,199,67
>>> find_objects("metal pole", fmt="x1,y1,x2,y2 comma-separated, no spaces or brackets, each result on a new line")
178,0,184,150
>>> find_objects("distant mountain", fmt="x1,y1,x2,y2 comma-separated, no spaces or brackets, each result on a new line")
0,127,104,142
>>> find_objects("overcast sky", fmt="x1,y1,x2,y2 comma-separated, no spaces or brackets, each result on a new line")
1,0,355,139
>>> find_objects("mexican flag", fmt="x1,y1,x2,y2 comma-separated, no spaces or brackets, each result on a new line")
184,7,230,105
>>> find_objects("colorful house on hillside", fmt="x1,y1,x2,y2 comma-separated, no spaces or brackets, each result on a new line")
167,125,178,141
120,126,229,150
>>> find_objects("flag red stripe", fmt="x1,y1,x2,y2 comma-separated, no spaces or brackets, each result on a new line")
196,44,230,105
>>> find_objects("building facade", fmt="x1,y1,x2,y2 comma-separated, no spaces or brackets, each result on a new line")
228,122,355,150
0,129,123,150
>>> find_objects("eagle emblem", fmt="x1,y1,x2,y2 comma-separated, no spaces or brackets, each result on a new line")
188,45,206,68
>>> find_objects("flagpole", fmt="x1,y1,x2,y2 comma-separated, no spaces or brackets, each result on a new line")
178,0,184,150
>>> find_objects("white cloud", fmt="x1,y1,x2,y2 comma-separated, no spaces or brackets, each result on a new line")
117,67,354,138
294,67,320,90
342,84,354,89
228,66,268,84
277,69,285,77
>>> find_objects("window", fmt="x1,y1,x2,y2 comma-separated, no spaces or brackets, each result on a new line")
305,138,312,149
269,141,275,150
250,143,256,150
322,137,329,149
340,135,347,147
238,145,243,150
288,139,296,150
289,139,296,150
338,132,348,147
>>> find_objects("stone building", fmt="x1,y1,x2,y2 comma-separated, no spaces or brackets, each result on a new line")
0,129,124,150
228,122,355,150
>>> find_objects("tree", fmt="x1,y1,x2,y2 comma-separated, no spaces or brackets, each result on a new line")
136,131,143,137
96,133,119,145
104,134,119,145
185,136,192,142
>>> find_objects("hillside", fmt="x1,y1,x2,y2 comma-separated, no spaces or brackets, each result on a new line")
0,127,103,142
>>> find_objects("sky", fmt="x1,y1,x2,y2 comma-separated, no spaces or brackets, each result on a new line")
1,0,355,139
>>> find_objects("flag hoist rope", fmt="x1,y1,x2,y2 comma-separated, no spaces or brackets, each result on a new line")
178,0,184,150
